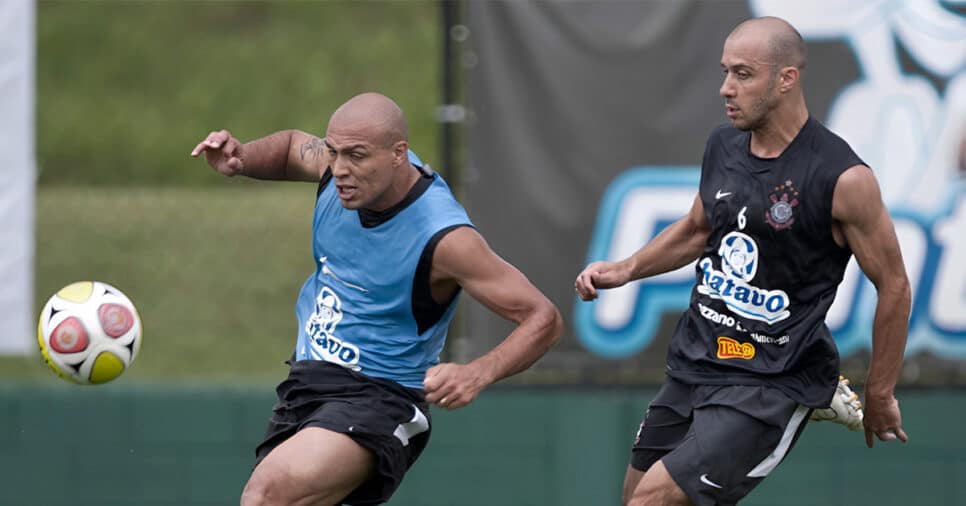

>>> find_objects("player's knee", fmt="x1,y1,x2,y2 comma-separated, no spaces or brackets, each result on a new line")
240,467,291,506
239,487,262,506
241,464,347,506
239,475,271,506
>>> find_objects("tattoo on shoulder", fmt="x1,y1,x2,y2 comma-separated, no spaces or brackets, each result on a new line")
299,137,326,161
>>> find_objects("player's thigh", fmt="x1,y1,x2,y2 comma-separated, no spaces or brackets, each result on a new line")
244,426,375,506
624,461,695,506
626,460,693,506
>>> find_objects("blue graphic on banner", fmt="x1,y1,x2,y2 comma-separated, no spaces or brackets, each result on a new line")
575,169,966,359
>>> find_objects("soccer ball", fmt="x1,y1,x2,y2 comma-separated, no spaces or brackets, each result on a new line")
37,281,142,384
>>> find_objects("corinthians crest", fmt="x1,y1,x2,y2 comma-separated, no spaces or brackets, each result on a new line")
765,180,800,231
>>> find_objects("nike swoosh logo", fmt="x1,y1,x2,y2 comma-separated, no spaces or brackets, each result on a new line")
700,474,723,489
715,190,732,199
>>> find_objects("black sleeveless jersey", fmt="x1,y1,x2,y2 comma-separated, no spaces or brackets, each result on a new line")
665,117,864,408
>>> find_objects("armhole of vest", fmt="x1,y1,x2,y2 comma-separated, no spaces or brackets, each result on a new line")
412,224,471,335
316,168,333,199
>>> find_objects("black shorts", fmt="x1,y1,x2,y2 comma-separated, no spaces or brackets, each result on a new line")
631,377,811,506
255,360,432,506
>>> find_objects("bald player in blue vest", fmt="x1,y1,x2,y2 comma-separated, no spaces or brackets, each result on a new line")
191,92,562,506
576,17,909,506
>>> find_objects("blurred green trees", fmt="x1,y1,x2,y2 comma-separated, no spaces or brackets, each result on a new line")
37,0,440,186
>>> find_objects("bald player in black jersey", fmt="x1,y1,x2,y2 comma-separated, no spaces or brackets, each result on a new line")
576,16,909,506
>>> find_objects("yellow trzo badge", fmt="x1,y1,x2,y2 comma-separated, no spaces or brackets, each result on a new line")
716,336,755,360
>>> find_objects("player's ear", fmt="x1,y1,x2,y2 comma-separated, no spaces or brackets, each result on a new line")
779,66,799,93
392,140,408,166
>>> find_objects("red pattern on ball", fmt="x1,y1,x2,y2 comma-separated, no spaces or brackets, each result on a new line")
49,317,89,354
98,303,134,338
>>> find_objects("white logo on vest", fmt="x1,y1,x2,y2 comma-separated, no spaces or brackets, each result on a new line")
305,286,362,370
697,231,791,324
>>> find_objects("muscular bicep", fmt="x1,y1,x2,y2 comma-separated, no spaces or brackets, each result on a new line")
832,165,906,286
286,131,330,182
432,227,549,324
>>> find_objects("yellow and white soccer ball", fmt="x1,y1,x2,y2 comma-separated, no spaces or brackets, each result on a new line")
38,281,142,384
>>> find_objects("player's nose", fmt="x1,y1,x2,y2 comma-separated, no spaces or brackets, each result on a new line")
719,76,735,98
330,157,351,177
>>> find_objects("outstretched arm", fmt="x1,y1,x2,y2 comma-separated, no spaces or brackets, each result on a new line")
422,227,563,409
575,193,710,301
190,129,328,182
832,164,911,448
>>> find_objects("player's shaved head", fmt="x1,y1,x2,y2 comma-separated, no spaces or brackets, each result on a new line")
729,16,807,71
328,92,409,147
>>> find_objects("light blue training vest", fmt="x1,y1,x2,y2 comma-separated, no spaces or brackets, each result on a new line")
293,153,472,388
